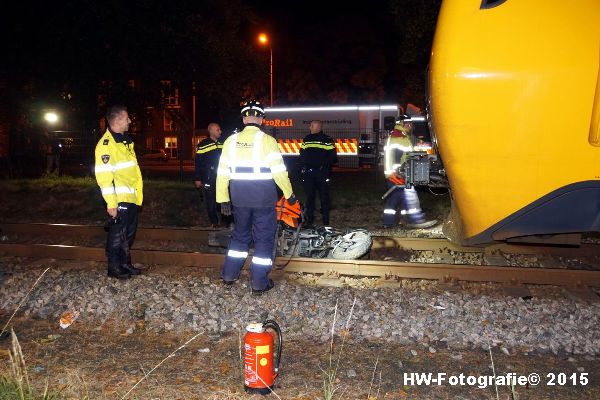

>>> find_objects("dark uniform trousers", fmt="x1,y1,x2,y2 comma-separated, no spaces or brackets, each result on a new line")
106,202,138,268
383,181,427,226
302,167,331,225
202,180,219,225
221,206,277,290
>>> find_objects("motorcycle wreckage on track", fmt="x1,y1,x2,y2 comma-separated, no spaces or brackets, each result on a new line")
208,197,373,260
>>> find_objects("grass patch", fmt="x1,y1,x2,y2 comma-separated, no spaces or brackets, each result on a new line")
0,330,62,400
0,176,96,192
0,175,451,229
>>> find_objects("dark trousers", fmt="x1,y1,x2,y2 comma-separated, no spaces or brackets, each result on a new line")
383,182,425,226
202,182,219,224
221,206,277,290
106,202,138,268
302,168,331,225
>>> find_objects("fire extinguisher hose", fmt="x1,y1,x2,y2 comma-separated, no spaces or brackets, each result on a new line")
263,319,282,373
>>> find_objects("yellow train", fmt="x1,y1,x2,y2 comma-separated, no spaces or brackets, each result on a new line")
427,0,600,245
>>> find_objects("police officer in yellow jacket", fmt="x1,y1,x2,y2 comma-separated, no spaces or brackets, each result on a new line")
216,100,296,294
383,115,437,229
94,105,143,279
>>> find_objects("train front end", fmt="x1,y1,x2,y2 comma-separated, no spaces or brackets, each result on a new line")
427,0,600,245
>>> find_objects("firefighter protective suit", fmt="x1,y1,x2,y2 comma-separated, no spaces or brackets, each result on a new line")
216,122,293,291
382,119,436,228
94,128,143,272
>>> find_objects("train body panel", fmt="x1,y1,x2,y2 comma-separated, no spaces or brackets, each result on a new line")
428,0,600,243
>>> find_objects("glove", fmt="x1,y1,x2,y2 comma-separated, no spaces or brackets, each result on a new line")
287,194,297,205
220,202,232,216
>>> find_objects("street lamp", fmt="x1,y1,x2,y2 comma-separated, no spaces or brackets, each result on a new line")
44,111,59,124
258,33,273,107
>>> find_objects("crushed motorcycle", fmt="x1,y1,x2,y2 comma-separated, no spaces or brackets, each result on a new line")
208,197,372,261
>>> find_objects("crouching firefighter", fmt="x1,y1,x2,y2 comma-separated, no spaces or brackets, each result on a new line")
382,115,437,229
216,100,297,294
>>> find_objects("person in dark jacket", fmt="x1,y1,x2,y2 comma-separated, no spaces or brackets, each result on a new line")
299,120,337,226
194,122,226,228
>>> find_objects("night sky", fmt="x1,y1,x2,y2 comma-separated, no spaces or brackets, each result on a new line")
1,0,441,124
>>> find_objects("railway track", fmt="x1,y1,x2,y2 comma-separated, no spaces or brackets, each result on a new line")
1,223,599,298
3,222,599,257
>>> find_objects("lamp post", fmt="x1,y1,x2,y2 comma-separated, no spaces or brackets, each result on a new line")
258,33,273,107
42,111,61,176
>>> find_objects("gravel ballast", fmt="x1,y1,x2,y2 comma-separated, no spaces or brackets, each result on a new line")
1,260,598,357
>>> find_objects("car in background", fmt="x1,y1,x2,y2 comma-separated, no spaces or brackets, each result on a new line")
140,149,169,162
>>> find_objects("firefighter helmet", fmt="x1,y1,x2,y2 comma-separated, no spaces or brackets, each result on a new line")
396,114,411,123
241,100,265,117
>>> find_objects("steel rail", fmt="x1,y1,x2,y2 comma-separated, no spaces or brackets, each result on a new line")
2,223,598,258
0,222,209,242
370,237,600,258
1,243,599,288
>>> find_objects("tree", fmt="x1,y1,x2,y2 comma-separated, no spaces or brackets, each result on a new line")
385,0,442,107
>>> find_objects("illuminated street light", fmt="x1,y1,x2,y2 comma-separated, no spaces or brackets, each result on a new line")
258,33,273,107
44,112,59,124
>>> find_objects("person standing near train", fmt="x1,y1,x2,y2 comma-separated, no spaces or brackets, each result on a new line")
299,119,337,226
194,122,230,228
382,115,437,229
216,100,296,294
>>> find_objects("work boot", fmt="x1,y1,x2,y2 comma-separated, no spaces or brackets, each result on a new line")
107,264,131,280
251,279,274,295
121,264,142,275
405,219,438,229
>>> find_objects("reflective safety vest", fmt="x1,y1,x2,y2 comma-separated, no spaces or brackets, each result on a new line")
94,130,143,208
384,125,414,179
216,125,293,207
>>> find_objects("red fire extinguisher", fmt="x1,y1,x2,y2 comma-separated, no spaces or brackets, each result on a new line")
244,319,282,395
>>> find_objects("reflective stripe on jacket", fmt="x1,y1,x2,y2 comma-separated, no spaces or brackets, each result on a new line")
195,138,223,182
299,132,338,169
94,130,143,208
216,125,292,207
384,134,413,178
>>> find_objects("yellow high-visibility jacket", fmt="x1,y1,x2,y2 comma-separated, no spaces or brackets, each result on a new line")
384,124,414,179
94,129,143,208
216,124,292,207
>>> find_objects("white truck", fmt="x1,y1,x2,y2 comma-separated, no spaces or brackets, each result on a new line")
262,105,400,168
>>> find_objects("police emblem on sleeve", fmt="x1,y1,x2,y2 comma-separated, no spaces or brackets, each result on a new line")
101,155,110,164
